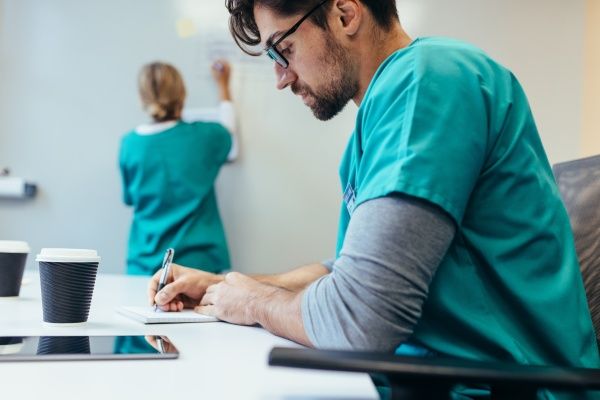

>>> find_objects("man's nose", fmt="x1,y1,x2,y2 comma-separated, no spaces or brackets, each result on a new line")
275,63,296,90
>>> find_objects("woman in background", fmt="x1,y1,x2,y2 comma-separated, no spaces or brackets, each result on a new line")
119,60,237,275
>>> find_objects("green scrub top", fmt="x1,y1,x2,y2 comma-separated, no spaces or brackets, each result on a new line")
337,37,599,374
119,121,232,275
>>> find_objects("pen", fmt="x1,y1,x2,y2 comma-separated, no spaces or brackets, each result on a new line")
154,248,175,312
213,61,224,72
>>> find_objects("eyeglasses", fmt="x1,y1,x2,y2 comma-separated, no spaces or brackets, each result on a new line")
265,0,329,69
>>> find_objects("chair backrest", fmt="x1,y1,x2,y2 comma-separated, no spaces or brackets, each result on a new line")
269,347,600,398
553,155,600,348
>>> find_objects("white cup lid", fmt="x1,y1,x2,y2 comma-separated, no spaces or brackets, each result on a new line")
0,241,30,253
36,248,100,263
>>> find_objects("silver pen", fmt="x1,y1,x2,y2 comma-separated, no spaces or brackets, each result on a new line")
154,248,175,312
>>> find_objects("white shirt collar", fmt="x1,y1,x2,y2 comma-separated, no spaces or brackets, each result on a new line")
135,120,178,135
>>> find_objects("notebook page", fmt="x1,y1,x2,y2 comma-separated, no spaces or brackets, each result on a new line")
118,306,218,324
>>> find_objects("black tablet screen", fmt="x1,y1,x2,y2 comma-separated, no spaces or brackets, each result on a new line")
0,335,178,361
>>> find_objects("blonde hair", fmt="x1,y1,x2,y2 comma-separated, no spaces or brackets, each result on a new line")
138,62,186,122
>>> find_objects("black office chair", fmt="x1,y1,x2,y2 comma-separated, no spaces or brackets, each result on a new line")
268,155,600,400
554,154,600,349
269,347,600,399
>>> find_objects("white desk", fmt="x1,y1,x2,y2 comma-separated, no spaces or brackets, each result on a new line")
0,273,378,400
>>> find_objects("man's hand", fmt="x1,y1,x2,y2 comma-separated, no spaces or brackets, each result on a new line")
147,265,318,346
196,272,278,325
147,264,223,311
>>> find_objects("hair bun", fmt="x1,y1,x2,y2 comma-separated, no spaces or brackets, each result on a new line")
147,103,167,120
138,62,186,122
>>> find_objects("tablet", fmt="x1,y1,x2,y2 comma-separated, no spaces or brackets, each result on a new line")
0,335,179,362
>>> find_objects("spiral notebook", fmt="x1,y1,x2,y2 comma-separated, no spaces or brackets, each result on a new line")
117,306,218,324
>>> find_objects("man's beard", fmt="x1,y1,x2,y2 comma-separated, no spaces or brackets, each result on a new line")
291,35,358,121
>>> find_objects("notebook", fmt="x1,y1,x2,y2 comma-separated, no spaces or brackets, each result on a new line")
117,306,218,324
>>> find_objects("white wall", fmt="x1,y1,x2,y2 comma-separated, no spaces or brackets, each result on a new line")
0,0,585,275
399,0,584,162
583,0,600,155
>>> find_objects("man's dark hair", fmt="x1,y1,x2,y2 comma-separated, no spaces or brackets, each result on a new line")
225,0,399,55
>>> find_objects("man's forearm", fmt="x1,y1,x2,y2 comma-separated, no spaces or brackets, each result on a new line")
252,263,329,292
250,286,313,347
197,264,328,346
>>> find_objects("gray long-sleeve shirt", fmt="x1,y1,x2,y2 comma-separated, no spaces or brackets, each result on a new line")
302,195,456,351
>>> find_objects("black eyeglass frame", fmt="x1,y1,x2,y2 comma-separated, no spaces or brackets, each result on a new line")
264,0,329,69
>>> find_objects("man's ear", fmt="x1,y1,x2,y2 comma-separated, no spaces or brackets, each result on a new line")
331,0,362,36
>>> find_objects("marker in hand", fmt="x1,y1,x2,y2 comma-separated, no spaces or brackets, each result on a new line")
212,61,224,72
154,248,175,312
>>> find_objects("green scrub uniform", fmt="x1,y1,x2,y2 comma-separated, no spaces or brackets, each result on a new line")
119,121,232,275
337,37,599,375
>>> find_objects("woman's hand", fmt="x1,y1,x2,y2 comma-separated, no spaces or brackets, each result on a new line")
211,60,232,101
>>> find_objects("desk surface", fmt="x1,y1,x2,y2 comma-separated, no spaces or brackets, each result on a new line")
0,273,378,400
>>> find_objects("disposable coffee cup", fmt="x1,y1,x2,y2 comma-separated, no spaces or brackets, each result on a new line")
0,241,30,298
0,337,24,355
37,336,90,355
36,249,100,325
